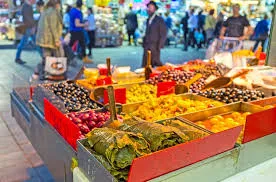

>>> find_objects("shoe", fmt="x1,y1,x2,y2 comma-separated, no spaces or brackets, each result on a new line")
83,56,93,63
15,59,26,65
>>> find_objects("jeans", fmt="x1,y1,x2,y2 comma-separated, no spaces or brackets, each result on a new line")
87,30,95,54
70,31,86,58
127,30,136,45
16,28,42,60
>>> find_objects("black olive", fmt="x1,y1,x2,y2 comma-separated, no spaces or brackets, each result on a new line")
243,97,248,102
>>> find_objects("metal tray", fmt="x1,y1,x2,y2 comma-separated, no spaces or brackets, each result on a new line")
77,139,116,182
178,102,264,143
32,81,103,114
121,94,224,117
249,96,276,107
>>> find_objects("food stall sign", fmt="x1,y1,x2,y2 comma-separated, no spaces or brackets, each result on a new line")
157,81,176,97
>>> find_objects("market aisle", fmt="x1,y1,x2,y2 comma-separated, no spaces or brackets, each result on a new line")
0,41,53,181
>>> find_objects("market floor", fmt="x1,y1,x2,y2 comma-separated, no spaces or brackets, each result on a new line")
0,40,206,181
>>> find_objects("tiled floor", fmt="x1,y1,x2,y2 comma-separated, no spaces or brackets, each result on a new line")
0,39,207,181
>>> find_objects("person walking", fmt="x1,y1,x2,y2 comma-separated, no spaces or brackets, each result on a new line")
181,12,189,51
86,7,96,57
204,9,216,44
253,14,269,52
124,6,138,46
69,0,92,63
220,4,252,40
164,12,172,46
142,1,167,67
214,12,224,38
15,0,41,64
63,5,71,33
197,10,206,45
188,9,198,48
35,0,63,80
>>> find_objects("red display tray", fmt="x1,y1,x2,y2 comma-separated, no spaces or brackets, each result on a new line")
128,126,241,182
44,98,80,150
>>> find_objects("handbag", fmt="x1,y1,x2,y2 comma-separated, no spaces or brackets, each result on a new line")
44,46,67,79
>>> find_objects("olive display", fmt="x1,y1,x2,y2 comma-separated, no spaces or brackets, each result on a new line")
198,88,265,104
45,82,101,112
195,64,222,79
145,69,206,93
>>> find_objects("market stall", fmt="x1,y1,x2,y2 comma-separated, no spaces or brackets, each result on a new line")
10,50,276,181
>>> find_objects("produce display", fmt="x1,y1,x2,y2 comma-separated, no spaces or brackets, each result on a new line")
232,50,255,57
118,118,189,152
198,88,265,104
67,110,110,137
45,82,101,112
195,64,222,79
126,84,157,103
146,69,206,93
76,79,96,90
84,117,205,181
195,112,252,143
128,95,224,122
162,119,209,139
86,128,151,181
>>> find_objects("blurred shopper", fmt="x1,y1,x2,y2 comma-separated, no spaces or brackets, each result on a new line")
188,9,198,48
69,0,92,63
253,14,269,51
63,5,72,33
164,12,172,46
36,0,44,14
197,10,206,45
125,6,138,46
181,12,189,51
204,9,216,44
15,0,41,64
220,4,252,40
214,12,224,38
86,7,96,57
35,0,62,79
142,1,167,67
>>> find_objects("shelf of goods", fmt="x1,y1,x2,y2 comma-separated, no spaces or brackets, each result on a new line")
10,66,276,182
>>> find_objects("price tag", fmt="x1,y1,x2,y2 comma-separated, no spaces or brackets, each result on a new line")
157,81,176,97
96,76,112,86
174,66,183,71
104,88,126,104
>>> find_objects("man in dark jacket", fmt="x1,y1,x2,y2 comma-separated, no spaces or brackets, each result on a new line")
142,1,167,67
181,12,189,51
125,6,138,46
